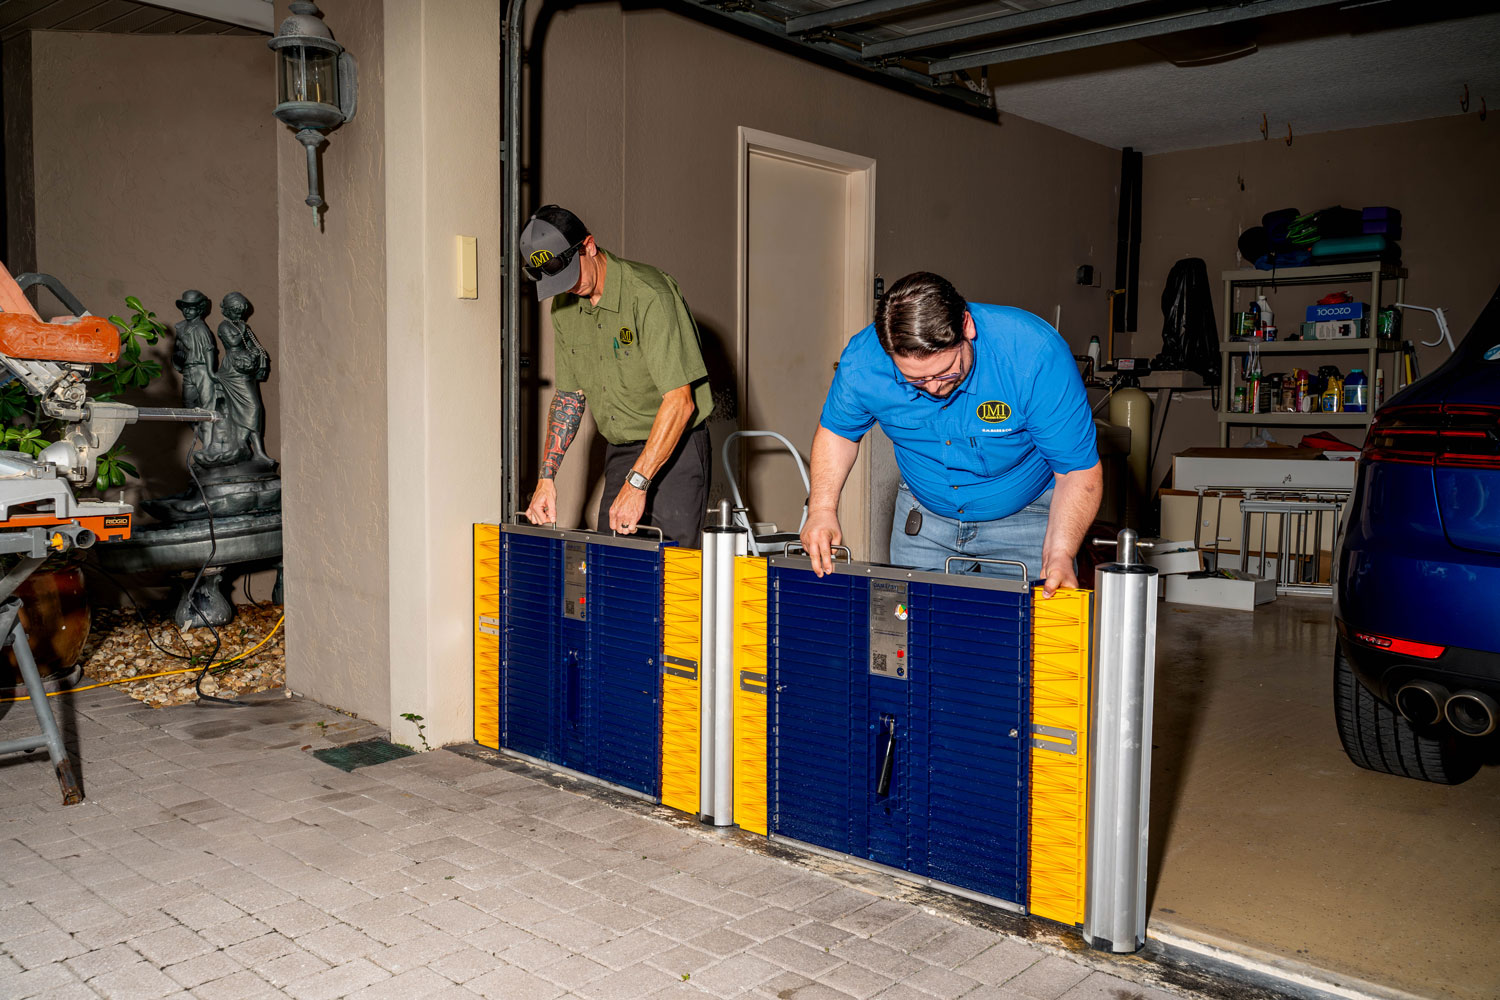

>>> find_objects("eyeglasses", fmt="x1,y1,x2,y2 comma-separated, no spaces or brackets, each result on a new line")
522,240,585,281
894,341,970,388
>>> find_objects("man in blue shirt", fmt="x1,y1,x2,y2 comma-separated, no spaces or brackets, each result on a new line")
801,272,1101,597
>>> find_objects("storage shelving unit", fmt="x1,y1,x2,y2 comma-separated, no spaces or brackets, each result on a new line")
1219,262,1406,446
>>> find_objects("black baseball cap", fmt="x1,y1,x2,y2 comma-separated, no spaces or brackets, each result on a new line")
519,205,590,299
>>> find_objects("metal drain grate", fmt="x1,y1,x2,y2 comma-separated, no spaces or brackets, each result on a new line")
312,739,416,772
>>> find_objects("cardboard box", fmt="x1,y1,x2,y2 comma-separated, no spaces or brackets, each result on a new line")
1306,301,1367,322
1172,449,1358,491
1165,571,1277,611
1145,540,1202,576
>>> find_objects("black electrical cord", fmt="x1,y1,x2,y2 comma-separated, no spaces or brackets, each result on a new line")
80,562,199,663
80,442,262,707
182,455,244,707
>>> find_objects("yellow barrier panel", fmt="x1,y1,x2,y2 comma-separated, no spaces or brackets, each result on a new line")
473,524,501,750
660,547,702,814
1028,586,1092,926
733,556,769,835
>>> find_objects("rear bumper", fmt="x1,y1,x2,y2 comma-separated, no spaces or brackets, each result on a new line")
1335,620,1500,706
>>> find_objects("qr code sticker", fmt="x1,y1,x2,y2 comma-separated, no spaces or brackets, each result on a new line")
872,653,888,673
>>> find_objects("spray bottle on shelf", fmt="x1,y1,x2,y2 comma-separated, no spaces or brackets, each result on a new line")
1256,294,1273,330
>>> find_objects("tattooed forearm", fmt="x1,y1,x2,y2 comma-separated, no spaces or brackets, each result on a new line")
540,390,586,479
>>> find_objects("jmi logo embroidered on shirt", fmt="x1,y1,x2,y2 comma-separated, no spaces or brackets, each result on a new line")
618,328,634,345
529,249,553,266
977,400,1012,423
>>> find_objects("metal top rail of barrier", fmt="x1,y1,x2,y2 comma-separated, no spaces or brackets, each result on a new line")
767,552,1031,594
502,519,667,551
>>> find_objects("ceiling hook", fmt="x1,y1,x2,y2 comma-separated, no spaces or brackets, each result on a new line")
1260,113,1268,140
1285,123,1293,146
1460,84,1469,112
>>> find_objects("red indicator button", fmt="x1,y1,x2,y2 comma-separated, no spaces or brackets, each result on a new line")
896,650,904,658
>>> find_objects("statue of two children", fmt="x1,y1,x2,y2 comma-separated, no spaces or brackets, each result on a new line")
172,290,273,471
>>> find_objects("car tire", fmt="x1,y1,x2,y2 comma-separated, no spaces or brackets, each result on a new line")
1333,647,1480,785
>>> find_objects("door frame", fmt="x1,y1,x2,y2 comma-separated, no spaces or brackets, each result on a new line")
736,127,876,556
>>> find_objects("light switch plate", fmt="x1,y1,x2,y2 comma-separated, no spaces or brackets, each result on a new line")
457,235,478,299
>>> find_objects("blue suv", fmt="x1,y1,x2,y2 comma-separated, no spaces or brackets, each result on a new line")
1333,285,1500,784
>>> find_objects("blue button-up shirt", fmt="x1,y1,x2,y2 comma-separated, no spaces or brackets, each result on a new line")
820,303,1097,521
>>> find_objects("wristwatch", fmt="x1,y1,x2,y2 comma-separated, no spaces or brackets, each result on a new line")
626,470,651,491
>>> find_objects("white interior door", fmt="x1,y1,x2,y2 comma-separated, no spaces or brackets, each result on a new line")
739,131,874,556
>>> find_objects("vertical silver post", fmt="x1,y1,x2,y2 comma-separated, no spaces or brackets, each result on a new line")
700,501,744,825
699,514,718,820
1084,528,1158,953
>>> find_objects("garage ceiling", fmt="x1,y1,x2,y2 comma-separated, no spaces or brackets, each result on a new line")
0,0,268,41
2,1,1494,155
689,0,1500,151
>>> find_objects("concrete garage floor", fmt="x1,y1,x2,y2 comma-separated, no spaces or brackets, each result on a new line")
1148,597,1500,1000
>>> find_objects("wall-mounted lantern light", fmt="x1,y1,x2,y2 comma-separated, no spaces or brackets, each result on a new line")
268,2,357,225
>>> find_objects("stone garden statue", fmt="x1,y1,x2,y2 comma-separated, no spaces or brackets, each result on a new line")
115,290,284,626
198,292,275,472
172,290,217,452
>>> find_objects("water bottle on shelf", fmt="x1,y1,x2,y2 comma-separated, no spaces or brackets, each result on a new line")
1344,369,1368,412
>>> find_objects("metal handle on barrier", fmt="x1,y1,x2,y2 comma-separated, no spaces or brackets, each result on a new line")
1091,528,1153,566
942,555,1030,581
782,541,852,562
511,514,558,528
875,715,897,797
613,524,664,542
565,651,581,726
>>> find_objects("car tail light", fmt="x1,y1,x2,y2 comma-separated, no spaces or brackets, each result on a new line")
1351,630,1446,659
1364,404,1500,469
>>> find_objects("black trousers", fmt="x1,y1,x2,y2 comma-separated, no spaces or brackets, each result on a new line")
598,423,710,547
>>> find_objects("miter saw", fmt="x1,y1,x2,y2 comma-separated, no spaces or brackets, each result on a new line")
0,265,212,804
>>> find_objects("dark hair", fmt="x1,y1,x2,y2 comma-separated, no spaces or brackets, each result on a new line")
534,204,590,245
875,272,967,357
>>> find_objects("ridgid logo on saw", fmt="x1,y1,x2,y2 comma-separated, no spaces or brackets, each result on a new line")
977,400,1011,423
528,249,554,267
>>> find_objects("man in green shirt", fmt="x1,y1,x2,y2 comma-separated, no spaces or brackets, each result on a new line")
521,205,715,545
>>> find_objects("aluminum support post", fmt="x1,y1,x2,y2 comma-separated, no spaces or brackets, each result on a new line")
0,600,82,804
699,501,745,826
1083,528,1157,953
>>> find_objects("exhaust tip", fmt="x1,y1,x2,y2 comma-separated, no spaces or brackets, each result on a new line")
1395,681,1448,727
1445,690,1498,738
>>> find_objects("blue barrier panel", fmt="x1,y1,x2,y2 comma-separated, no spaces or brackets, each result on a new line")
500,525,663,797
769,556,1030,905
502,530,559,763
588,541,663,795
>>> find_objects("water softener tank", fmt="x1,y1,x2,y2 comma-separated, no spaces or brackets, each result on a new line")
1108,376,1153,528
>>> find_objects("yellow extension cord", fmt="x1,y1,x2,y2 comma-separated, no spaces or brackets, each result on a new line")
0,614,285,703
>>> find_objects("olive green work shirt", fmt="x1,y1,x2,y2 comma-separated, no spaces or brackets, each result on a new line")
551,250,715,445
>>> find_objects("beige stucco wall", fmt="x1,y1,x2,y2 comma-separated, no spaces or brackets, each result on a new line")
1134,114,1500,479
277,0,392,723
383,0,502,747
527,6,1122,555
17,30,279,492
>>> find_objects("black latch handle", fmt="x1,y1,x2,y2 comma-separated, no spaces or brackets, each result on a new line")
875,715,897,798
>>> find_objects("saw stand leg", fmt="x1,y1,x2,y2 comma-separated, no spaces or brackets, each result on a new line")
0,599,83,805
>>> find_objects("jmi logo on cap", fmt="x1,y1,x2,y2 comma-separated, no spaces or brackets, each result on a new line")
977,400,1011,423
528,249,554,267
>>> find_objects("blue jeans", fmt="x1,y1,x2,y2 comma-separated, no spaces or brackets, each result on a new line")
889,482,1052,583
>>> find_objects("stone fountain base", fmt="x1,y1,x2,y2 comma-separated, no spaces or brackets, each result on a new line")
94,511,282,627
